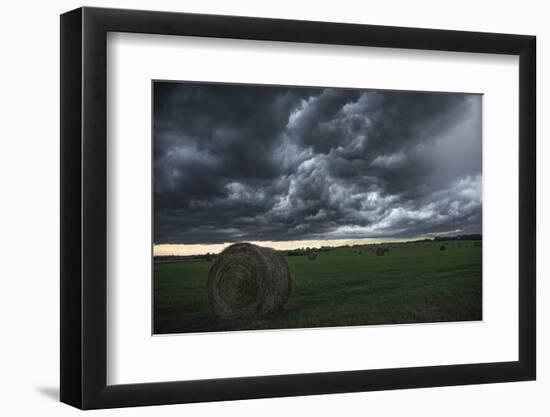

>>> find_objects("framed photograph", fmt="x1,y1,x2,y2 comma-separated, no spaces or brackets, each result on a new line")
60,7,536,409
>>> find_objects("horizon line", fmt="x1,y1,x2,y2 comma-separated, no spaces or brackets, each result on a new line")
153,234,481,257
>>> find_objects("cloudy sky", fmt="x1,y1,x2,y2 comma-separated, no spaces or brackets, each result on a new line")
153,81,482,245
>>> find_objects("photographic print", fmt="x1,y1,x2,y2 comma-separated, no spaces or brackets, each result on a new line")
153,81,482,335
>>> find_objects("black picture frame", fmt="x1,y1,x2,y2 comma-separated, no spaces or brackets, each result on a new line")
60,6,536,410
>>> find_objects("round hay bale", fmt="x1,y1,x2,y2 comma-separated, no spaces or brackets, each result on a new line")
207,243,291,320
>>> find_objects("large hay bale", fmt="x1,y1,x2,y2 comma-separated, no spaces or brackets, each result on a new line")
207,243,291,320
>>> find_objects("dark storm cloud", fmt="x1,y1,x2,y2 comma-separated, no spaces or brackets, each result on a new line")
153,81,482,244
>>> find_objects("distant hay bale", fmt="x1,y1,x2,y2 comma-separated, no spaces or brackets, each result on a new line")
207,243,292,320
307,252,317,260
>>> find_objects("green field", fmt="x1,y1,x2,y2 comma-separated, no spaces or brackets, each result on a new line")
153,240,482,334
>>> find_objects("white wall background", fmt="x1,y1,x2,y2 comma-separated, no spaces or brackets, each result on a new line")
0,0,545,415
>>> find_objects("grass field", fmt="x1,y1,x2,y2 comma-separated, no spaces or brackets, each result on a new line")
153,240,482,334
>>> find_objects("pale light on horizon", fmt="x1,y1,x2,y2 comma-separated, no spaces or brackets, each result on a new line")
153,236,429,257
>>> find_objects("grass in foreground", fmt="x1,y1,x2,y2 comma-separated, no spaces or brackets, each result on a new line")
153,240,482,334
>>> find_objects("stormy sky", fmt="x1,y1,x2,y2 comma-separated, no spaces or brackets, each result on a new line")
153,82,482,245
